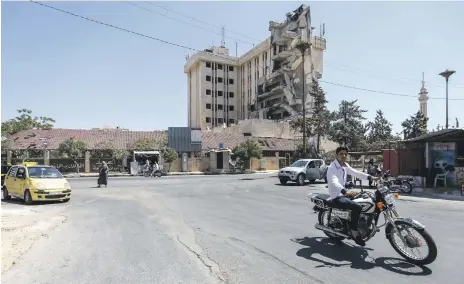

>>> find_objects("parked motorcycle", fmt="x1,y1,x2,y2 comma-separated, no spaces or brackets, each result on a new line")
308,183,437,265
381,170,414,194
143,166,162,177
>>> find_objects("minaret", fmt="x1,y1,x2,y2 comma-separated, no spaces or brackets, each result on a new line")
419,72,429,118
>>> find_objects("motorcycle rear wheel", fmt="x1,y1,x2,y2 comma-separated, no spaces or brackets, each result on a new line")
387,221,437,265
318,210,346,241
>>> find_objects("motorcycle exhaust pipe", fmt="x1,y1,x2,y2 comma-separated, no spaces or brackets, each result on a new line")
315,224,350,238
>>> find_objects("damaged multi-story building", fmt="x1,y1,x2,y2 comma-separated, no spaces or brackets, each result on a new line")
185,4,326,130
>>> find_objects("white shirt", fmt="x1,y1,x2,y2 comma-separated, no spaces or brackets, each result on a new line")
327,159,371,200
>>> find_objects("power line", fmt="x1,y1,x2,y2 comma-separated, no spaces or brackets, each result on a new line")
143,1,261,42
320,80,464,101
124,1,255,46
145,3,464,90
324,61,464,89
30,1,462,102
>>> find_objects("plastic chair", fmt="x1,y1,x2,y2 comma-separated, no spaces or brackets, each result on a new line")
434,171,449,188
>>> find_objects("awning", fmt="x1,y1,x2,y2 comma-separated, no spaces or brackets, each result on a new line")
133,151,160,155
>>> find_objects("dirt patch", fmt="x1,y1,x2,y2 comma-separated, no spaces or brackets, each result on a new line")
1,205,67,274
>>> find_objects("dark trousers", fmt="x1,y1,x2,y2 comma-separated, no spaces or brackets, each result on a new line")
331,196,362,230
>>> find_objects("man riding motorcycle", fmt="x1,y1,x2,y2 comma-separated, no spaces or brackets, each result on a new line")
326,146,378,246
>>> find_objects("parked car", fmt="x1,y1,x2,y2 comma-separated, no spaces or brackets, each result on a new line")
278,159,328,186
2,164,71,205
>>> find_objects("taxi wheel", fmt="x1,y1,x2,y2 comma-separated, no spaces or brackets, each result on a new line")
24,190,33,205
2,187,11,200
63,198,70,203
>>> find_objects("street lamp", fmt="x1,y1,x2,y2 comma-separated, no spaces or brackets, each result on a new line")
295,41,311,152
439,69,456,129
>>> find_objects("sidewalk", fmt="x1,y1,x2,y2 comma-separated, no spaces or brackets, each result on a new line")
63,170,279,178
353,180,464,201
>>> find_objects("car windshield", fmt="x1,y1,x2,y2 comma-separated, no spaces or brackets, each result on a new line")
290,160,309,168
28,167,63,179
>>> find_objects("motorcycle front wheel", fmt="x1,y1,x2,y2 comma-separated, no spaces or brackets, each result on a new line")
387,220,437,265
400,181,413,194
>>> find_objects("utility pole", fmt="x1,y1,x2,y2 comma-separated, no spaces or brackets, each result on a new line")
295,41,311,153
439,69,456,129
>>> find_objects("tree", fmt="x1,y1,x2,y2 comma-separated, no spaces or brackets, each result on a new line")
1,109,55,150
308,79,332,153
327,100,368,150
91,142,129,168
401,111,428,140
162,147,178,172
293,143,318,161
232,140,263,170
365,110,395,150
58,138,87,173
91,141,115,162
130,138,166,151
290,79,332,154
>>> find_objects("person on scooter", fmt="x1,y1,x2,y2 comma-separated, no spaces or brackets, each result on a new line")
327,146,378,246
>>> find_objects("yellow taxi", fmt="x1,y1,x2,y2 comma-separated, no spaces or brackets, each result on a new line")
2,164,72,205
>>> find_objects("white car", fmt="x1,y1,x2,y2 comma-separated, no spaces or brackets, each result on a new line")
278,159,328,186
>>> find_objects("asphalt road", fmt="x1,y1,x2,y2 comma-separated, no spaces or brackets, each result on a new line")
2,174,463,284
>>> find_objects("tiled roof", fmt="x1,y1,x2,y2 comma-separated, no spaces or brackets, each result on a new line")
201,132,295,151
7,128,167,150
8,128,297,152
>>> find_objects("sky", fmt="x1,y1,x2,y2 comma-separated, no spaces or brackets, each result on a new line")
2,1,463,134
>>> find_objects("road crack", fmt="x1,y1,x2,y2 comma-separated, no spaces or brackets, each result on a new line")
176,236,227,284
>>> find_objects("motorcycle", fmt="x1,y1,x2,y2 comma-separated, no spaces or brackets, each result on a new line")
307,182,437,265
381,170,414,194
143,165,162,178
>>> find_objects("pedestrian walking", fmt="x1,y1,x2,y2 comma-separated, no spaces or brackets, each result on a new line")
97,161,109,188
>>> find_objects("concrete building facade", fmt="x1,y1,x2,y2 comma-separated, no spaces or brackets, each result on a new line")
185,4,327,130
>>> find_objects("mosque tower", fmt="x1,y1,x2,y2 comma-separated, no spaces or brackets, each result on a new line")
418,72,429,118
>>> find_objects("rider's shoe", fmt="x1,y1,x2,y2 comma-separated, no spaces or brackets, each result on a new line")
351,230,366,247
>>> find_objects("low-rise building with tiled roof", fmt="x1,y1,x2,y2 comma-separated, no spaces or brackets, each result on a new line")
5,128,297,153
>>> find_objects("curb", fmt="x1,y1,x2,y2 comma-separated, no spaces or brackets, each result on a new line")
64,171,278,178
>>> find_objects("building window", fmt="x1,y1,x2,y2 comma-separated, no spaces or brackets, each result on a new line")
206,117,211,123
218,118,223,124
229,105,234,111
228,92,234,98
206,103,212,109
218,104,223,110
218,64,223,70
218,91,223,96
206,89,211,95
228,66,234,71
217,77,223,83
206,75,211,82
229,119,235,124
229,79,234,84
206,62,211,68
